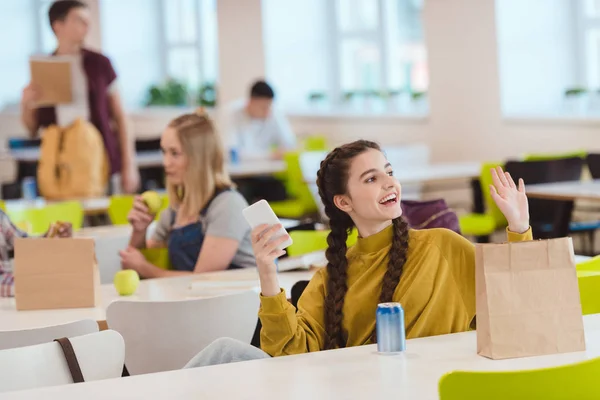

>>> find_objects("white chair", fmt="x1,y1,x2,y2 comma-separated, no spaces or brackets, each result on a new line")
0,330,125,393
106,290,260,375
0,319,99,351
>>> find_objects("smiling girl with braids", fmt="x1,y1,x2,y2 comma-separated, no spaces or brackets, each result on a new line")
184,140,532,367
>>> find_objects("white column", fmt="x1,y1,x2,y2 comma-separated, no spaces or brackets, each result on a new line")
216,0,266,105
85,0,103,51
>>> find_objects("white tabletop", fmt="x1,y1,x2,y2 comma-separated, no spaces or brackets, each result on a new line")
526,180,600,201
1,149,286,178
4,314,599,400
0,269,315,331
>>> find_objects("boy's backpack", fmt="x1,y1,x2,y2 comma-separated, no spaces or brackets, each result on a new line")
37,119,109,199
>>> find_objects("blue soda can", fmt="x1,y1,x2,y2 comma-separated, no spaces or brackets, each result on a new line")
21,177,37,200
376,302,406,353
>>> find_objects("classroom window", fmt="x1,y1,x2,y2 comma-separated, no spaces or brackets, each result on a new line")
496,0,600,117
100,0,218,108
262,0,428,114
0,0,53,110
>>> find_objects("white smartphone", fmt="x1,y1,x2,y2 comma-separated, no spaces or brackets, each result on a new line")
242,200,293,250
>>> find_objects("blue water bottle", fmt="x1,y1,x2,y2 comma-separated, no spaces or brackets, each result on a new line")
21,177,37,200
229,148,240,165
376,302,406,353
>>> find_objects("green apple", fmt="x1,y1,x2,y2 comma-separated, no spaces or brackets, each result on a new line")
114,270,140,296
141,191,163,215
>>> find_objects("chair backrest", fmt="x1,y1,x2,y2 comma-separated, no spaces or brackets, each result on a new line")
6,201,85,235
524,150,587,162
106,290,260,375
438,356,600,400
135,138,161,152
0,319,99,351
44,201,85,231
303,135,328,151
108,194,167,225
107,195,135,225
6,206,50,235
288,228,359,257
586,153,600,179
0,330,125,393
478,162,506,227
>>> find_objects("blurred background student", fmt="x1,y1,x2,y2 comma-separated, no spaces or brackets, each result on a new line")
223,80,297,203
19,0,139,194
120,111,256,278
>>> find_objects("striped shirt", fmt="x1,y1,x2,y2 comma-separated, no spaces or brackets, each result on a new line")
0,210,28,297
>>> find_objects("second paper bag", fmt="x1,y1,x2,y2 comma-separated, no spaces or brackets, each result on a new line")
476,237,585,360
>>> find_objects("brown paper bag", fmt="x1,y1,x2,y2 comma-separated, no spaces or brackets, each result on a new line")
14,238,100,311
476,237,585,360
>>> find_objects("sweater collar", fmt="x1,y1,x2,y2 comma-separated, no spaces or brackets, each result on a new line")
354,224,394,254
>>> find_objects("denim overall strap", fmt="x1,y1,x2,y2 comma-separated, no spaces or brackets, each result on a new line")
167,189,240,271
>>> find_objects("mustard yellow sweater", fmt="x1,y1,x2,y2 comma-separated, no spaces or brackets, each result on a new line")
258,226,532,356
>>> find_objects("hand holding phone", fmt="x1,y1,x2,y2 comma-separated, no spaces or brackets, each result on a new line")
243,200,292,297
242,200,293,250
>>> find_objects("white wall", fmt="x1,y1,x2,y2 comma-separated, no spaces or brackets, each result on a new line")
496,0,577,114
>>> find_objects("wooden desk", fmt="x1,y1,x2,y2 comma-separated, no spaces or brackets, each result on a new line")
0,269,315,332
4,314,599,400
526,180,600,201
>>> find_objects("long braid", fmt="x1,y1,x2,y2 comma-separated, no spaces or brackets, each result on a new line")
370,217,410,343
316,140,410,350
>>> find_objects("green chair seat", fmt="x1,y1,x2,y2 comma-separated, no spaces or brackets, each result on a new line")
439,356,600,400
459,213,497,237
577,270,600,315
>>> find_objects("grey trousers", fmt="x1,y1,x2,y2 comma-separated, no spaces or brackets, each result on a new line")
184,337,271,369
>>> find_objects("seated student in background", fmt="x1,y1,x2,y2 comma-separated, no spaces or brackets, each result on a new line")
224,80,297,161
184,140,533,367
119,110,256,278
0,211,72,297
222,80,297,203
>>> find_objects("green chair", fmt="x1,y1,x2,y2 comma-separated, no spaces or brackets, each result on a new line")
577,270,600,315
108,194,168,225
576,256,600,272
439,356,600,400
0,201,5,212
459,162,507,239
140,248,171,270
6,207,49,235
44,201,85,231
303,135,328,151
7,201,84,235
287,229,359,257
524,150,587,161
270,152,318,219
